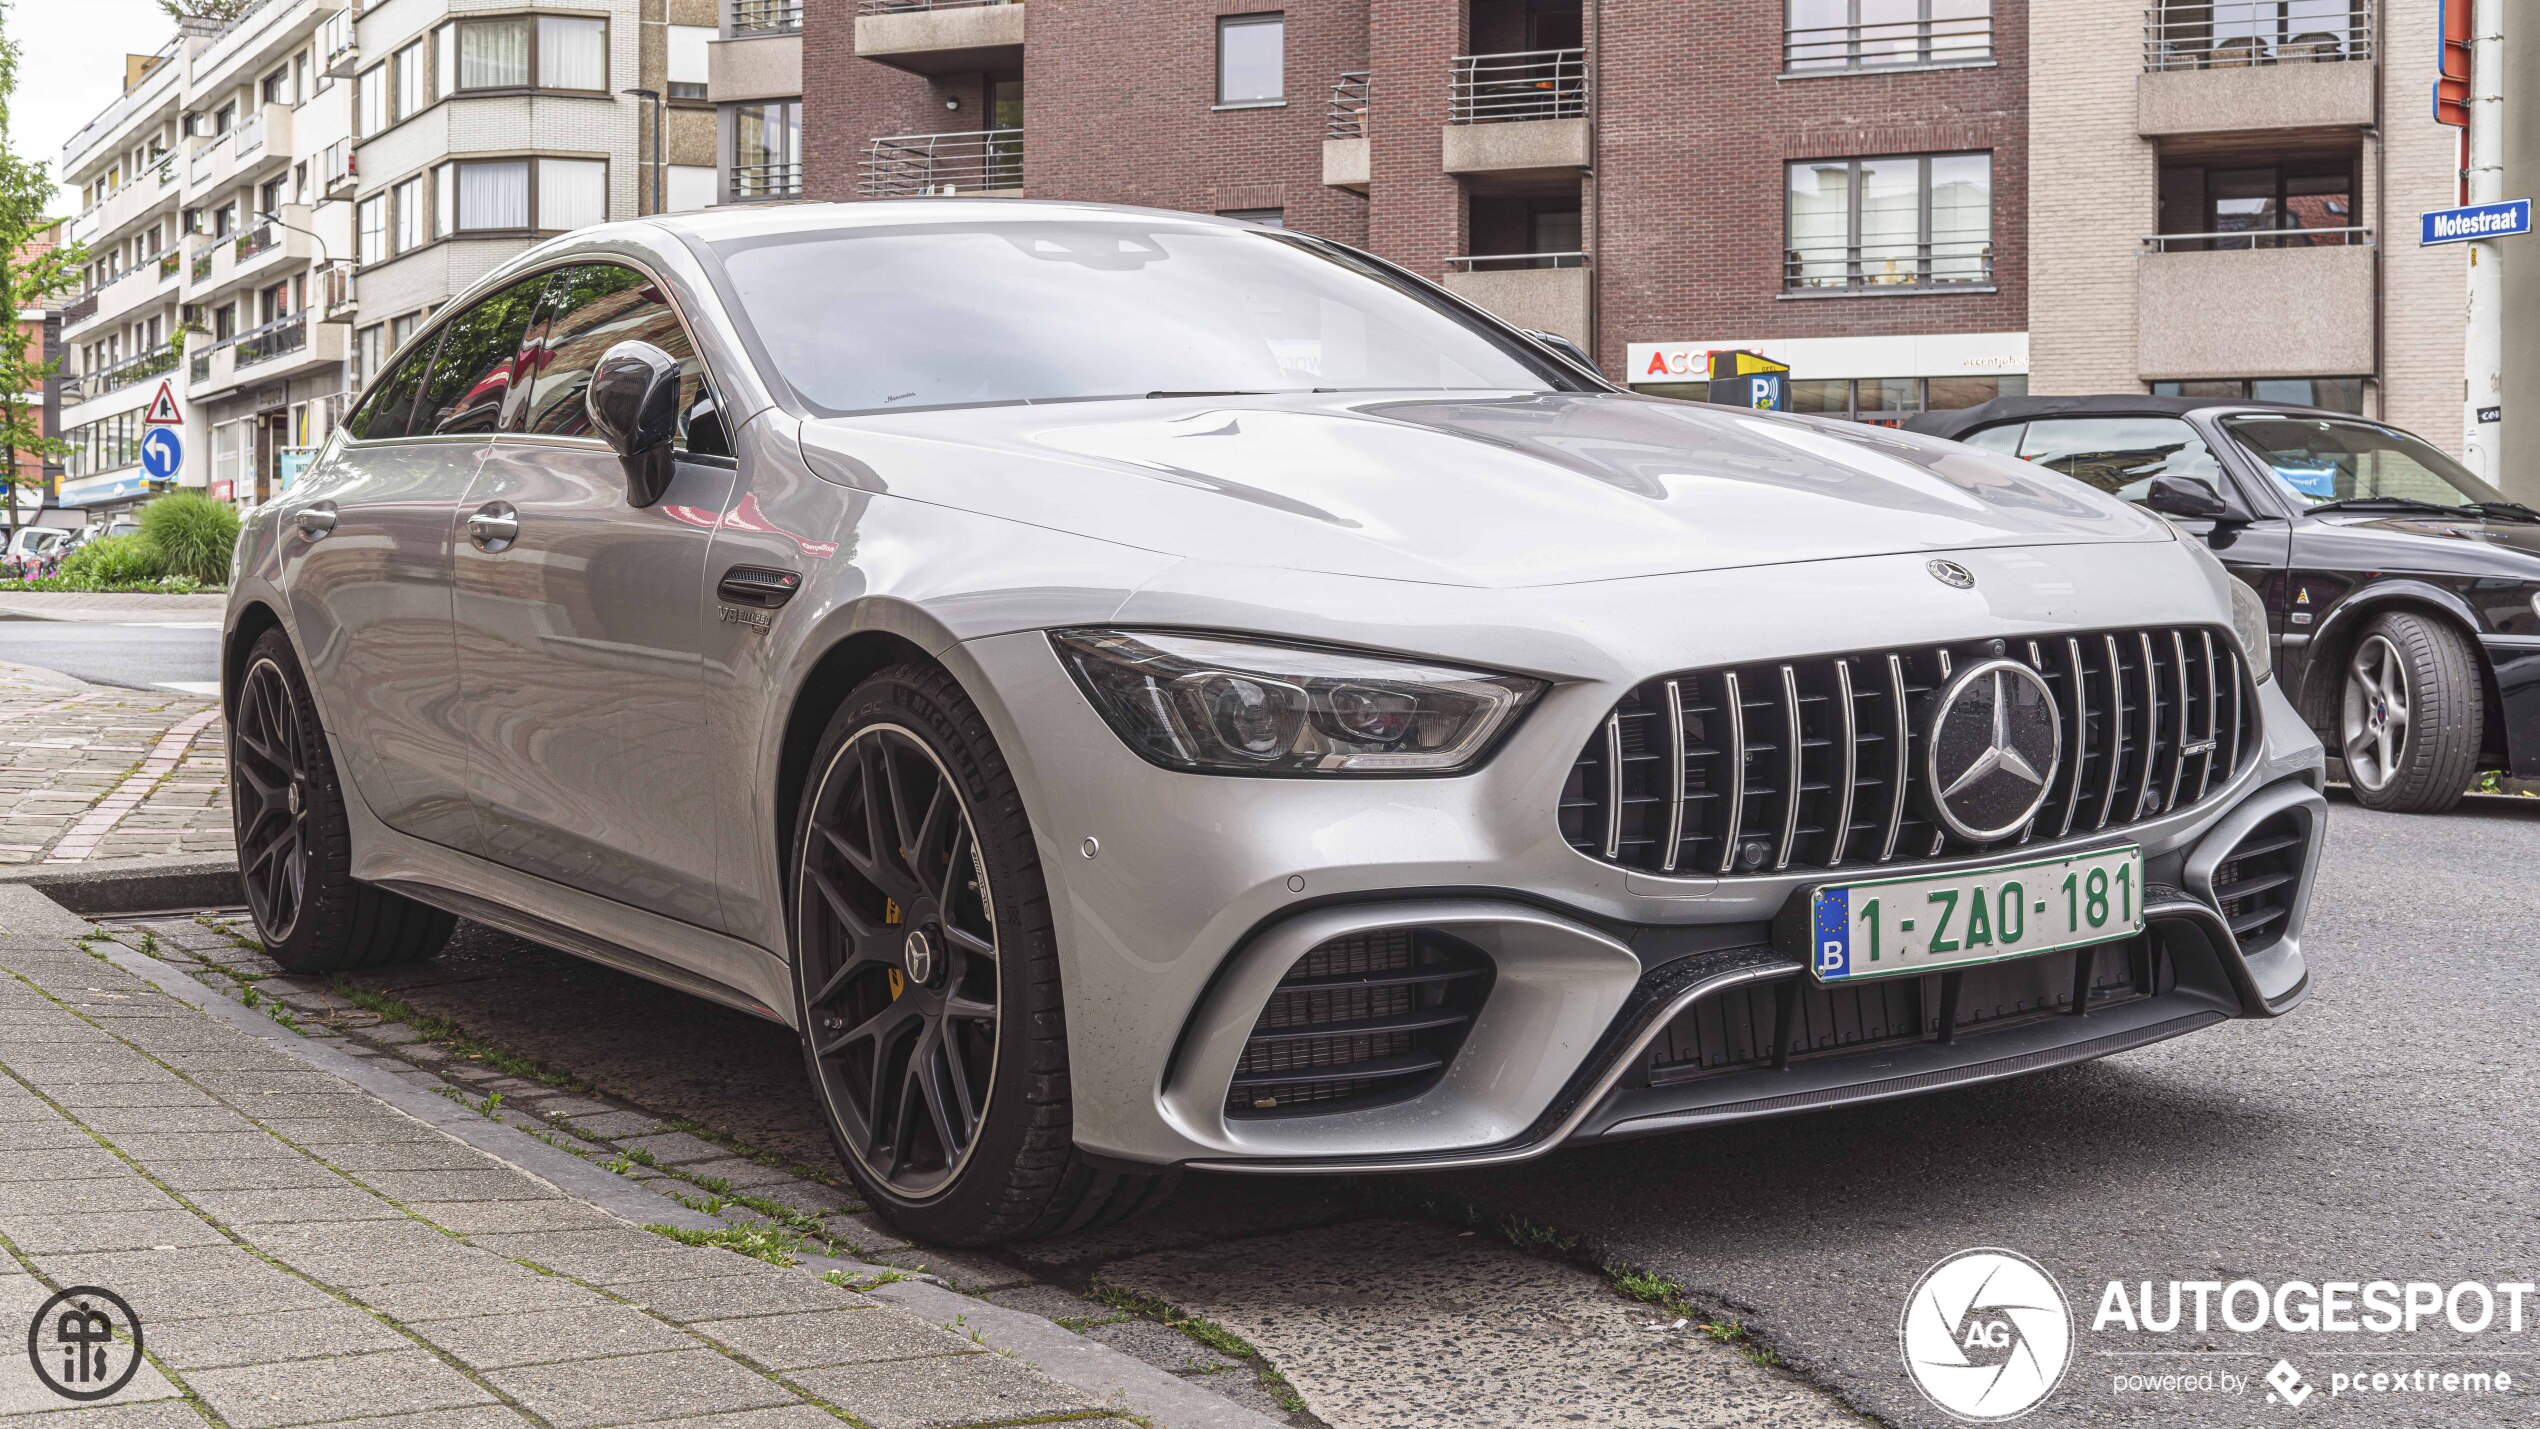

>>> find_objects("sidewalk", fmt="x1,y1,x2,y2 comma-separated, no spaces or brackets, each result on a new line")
0,666,227,867
0,594,231,624
0,919,1175,1429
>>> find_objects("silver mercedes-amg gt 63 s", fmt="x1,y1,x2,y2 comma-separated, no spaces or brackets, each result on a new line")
225,201,2325,1243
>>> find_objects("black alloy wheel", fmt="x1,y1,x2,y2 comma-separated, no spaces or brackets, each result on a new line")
232,656,312,942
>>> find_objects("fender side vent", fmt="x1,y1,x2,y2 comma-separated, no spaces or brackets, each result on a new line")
1226,928,1494,1119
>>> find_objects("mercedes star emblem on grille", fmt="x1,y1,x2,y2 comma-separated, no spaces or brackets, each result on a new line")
1927,559,1976,589
1923,658,2063,840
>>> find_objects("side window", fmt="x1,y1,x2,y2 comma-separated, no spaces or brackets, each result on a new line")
415,275,549,436
2015,417,2222,504
1961,423,2024,455
343,329,444,441
521,263,722,453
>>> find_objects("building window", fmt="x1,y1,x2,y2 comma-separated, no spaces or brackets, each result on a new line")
358,66,387,135
537,16,607,91
734,100,801,198
393,42,426,120
668,26,710,101
1216,208,1285,228
1785,1,1992,72
1217,14,1285,106
538,158,606,231
394,176,427,251
214,102,236,134
2151,377,2367,413
1735,374,2026,424
454,159,530,230
358,194,387,263
1785,152,1991,291
456,18,531,89
2154,157,2360,250
261,66,289,105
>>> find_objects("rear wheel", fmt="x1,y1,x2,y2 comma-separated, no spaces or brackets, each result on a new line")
790,664,1175,1244
2337,612,2481,814
230,629,453,971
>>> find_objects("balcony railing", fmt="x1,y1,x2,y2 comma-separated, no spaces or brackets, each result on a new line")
1784,238,1995,290
96,343,179,395
2144,0,2373,70
732,0,804,33
1327,72,1371,140
733,161,804,199
855,0,1017,11
235,222,278,260
318,261,356,318
189,240,217,281
1446,251,1590,272
861,129,1023,196
58,293,99,327
234,109,265,159
190,137,224,184
158,252,180,280
2143,225,2372,252
1786,10,1994,71
232,312,307,369
1449,49,1586,125
188,352,211,383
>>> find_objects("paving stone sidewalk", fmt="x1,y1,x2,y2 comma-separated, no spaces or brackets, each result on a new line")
0,594,231,624
0,926,1146,1429
0,666,228,867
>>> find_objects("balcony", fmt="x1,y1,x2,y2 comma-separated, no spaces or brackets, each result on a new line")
1324,72,1370,191
854,0,1024,77
732,0,803,34
2136,230,2374,379
1785,8,1993,72
319,8,358,77
318,261,357,322
92,343,181,398
708,24,803,105
2140,0,2374,135
321,140,357,201
1785,238,1995,292
731,161,804,201
1443,50,1588,179
1440,253,1589,345
861,129,1022,197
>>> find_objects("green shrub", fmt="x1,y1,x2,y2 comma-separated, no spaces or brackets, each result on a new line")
58,534,167,590
137,491,241,584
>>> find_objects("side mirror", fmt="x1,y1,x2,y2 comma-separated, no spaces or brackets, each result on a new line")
1522,328,1602,378
2143,474,2232,522
585,340,684,508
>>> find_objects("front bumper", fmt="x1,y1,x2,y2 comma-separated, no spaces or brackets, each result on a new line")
945,545,2328,1172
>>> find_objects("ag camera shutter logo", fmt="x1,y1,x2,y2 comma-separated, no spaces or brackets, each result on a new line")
1900,1248,2073,1421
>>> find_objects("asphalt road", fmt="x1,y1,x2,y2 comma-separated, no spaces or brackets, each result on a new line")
0,619,222,692
325,795,2540,1429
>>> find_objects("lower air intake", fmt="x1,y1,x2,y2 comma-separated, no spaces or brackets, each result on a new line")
2212,813,2307,954
1226,928,1493,1119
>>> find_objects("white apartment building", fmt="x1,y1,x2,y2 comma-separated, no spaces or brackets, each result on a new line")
55,0,710,518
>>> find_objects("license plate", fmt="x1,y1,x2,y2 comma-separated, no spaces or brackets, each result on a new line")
1803,845,2144,983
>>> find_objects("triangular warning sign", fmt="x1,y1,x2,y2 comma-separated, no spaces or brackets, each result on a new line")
142,381,183,425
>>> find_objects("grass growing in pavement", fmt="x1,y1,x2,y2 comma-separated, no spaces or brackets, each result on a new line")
1085,1281,1309,1412
643,1222,803,1267
323,977,594,1093
1603,1265,1784,1367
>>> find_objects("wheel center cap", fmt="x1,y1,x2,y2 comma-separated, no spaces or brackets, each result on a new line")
902,929,936,986
287,781,303,817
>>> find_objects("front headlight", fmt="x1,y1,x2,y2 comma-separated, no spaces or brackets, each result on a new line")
2229,578,2273,684
1050,629,1544,775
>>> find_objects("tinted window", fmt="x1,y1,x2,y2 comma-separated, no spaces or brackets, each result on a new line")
523,263,708,441
416,275,548,436
2015,417,2222,504
710,221,1577,417
2222,416,2503,507
344,329,443,441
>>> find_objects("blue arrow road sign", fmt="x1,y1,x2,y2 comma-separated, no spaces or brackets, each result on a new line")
2422,199,2531,246
139,425,183,481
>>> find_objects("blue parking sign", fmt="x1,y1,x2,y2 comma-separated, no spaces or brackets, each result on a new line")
139,425,183,481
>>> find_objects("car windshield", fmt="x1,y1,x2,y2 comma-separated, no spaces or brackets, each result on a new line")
2222,415,2506,509
708,220,1580,416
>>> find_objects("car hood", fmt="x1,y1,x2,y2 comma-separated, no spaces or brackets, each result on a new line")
796,391,2173,589
2318,510,2540,569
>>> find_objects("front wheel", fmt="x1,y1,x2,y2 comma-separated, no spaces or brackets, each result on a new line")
2337,612,2482,814
790,664,1174,1244
229,629,454,970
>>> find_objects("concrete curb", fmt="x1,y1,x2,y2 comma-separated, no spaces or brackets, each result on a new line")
70,899,1285,1429
1,853,241,915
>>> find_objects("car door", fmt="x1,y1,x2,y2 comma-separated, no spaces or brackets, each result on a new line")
277,315,485,849
2008,414,2293,613
450,260,740,931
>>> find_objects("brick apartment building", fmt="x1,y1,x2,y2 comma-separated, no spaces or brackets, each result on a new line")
799,0,2473,449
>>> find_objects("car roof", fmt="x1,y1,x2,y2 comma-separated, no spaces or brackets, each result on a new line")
639,198,1269,247
1900,393,2347,442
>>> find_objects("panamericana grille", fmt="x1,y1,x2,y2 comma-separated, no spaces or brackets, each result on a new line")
2212,813,2306,954
1560,626,2256,878
1226,929,1492,1119
1641,938,2165,1085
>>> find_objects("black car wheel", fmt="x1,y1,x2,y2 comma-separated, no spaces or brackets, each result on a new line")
2336,612,2482,814
230,629,455,970
791,663,1175,1244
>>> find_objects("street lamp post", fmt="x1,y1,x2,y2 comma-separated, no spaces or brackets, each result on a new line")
622,87,667,216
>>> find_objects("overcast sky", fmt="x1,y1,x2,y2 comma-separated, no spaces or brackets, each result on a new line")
8,0,180,197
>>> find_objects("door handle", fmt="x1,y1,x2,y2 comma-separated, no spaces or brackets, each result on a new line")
466,502,519,552
717,566,802,608
294,503,336,539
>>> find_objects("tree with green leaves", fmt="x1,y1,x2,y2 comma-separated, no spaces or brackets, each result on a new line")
158,0,256,25
0,1,87,536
